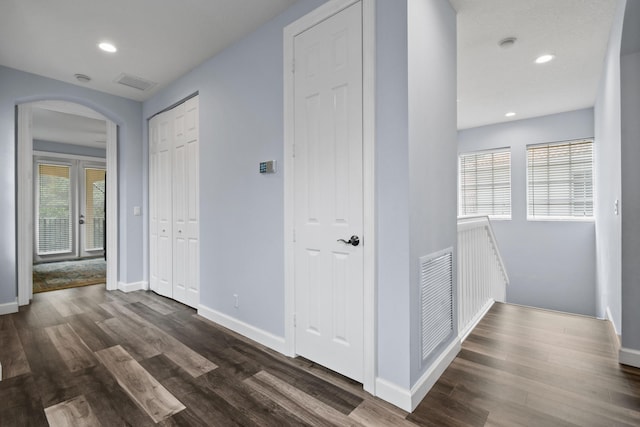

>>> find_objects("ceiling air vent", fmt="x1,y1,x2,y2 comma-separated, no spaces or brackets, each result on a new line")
115,73,157,91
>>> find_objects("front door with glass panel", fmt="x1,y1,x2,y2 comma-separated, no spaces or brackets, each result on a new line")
80,166,106,257
35,158,106,261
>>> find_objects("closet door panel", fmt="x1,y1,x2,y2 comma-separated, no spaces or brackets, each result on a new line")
172,104,188,305
156,111,173,298
149,96,199,308
184,97,199,307
149,116,159,291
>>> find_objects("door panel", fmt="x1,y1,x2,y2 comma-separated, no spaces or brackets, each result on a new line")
156,110,173,298
80,166,106,257
293,2,363,382
173,104,188,305
36,162,74,258
184,97,200,308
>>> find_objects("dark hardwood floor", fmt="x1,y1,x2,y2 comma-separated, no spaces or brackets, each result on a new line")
0,285,638,426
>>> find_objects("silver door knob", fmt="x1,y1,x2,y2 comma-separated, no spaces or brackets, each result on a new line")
337,235,360,246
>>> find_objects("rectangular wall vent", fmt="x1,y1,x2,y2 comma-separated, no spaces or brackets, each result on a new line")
115,73,157,91
420,248,454,361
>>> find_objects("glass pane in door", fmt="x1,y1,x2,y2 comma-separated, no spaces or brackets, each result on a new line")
37,164,72,255
84,168,106,251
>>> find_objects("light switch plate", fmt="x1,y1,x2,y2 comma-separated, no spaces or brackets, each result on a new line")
133,206,141,216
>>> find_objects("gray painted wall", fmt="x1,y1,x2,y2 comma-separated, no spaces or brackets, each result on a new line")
375,0,411,388
143,0,458,391
0,65,143,305
459,109,597,316
594,0,625,329
143,0,327,338
34,140,106,158
620,49,640,348
407,0,457,386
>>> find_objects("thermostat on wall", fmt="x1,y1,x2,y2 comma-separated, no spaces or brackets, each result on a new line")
259,160,277,174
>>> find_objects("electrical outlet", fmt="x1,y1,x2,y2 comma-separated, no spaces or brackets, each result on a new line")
233,294,239,308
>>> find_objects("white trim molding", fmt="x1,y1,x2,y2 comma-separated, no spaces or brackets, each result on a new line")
410,338,461,411
17,101,119,304
619,347,640,369
283,0,376,393
459,299,495,342
198,305,287,355
17,104,34,306
374,378,412,413
374,338,461,412
105,120,118,292
0,299,19,316
117,281,149,293
606,306,620,336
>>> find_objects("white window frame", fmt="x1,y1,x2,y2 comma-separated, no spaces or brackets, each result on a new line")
526,139,594,221
458,147,512,220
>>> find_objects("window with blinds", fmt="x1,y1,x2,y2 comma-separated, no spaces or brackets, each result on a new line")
527,139,593,219
37,163,72,254
459,149,511,218
85,168,106,251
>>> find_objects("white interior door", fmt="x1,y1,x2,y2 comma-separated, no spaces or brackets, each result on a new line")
172,97,200,307
293,2,364,382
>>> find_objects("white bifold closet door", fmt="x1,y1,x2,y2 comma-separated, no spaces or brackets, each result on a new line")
149,96,199,308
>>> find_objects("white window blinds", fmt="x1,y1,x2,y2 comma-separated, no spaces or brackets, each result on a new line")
527,139,593,219
459,149,511,218
84,168,106,251
37,163,72,254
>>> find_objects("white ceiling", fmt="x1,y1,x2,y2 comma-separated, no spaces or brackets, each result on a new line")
451,0,618,129
32,108,106,148
0,0,297,102
0,0,621,132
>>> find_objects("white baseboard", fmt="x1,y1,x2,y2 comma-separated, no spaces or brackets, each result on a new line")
619,347,640,369
0,299,18,315
411,337,461,411
605,306,621,348
197,304,287,355
374,337,461,412
606,306,620,336
459,299,494,342
117,281,149,293
374,378,412,412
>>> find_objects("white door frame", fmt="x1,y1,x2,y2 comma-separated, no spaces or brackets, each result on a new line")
283,0,376,394
17,101,118,305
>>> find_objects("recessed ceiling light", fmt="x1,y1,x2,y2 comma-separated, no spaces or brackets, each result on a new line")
98,42,117,53
535,54,555,64
74,73,91,83
505,112,516,118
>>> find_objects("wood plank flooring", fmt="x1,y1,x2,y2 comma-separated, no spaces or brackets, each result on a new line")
0,284,638,426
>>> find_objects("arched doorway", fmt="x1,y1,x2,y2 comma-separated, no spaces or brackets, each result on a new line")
17,100,118,305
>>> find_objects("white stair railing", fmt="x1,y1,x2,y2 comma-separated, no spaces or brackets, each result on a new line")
457,216,509,341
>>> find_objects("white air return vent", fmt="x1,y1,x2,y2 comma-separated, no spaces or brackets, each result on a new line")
115,73,157,91
420,248,454,362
